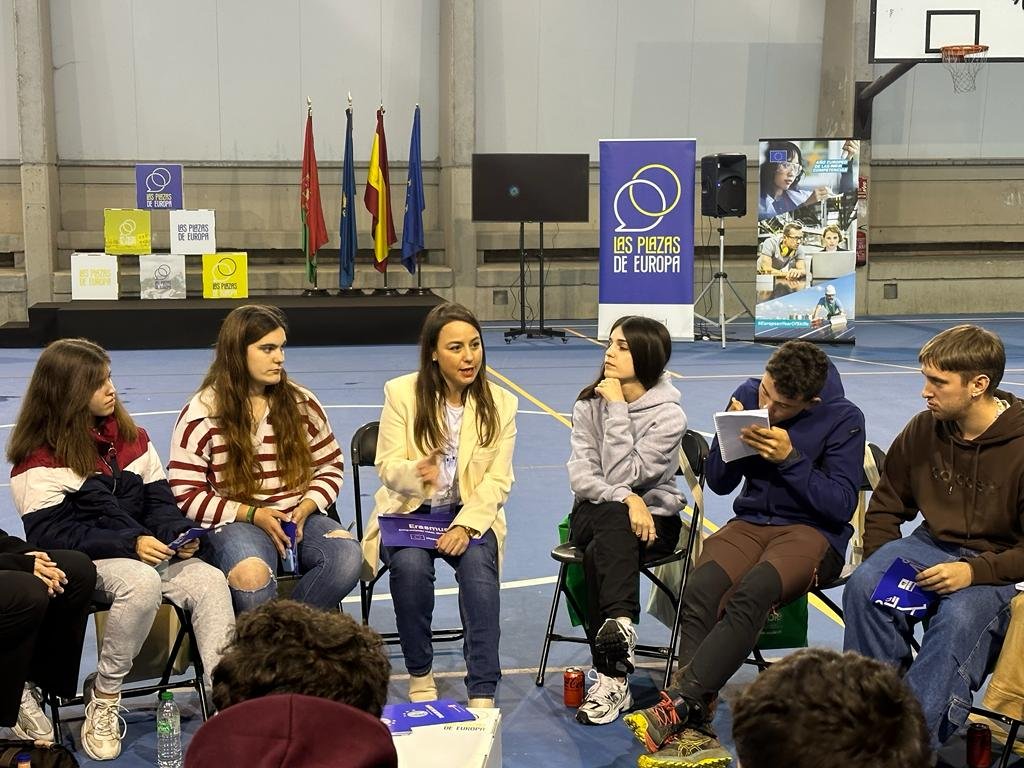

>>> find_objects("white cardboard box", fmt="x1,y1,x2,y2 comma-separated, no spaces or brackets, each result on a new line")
391,708,501,768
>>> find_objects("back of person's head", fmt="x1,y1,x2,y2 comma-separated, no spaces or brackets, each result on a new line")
918,324,1005,394
7,337,137,473
211,600,390,717
732,648,932,768
765,340,829,401
578,315,672,400
186,693,398,768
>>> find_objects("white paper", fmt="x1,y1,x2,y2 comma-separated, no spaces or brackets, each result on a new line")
713,408,770,463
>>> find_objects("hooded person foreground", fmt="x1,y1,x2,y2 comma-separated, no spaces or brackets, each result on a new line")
186,600,396,768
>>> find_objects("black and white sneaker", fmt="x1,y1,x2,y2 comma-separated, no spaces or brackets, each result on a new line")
595,617,637,676
575,669,632,726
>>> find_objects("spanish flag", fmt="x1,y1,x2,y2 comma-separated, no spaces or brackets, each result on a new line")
364,108,396,274
300,109,328,285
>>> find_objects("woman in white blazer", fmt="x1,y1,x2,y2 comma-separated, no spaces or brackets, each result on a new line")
362,303,517,708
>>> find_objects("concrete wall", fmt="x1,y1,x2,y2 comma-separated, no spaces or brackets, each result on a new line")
4,157,1017,324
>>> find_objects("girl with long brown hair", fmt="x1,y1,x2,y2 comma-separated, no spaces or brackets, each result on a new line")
8,338,234,761
361,302,518,708
168,304,360,613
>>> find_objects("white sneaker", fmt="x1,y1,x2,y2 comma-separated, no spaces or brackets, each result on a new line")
80,677,126,761
12,683,54,742
575,669,632,726
595,617,638,676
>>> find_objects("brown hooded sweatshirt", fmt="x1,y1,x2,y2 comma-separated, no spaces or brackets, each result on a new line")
864,390,1024,585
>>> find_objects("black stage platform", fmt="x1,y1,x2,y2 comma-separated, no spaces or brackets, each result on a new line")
0,294,444,349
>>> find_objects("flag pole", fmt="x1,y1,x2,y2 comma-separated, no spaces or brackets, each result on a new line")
338,92,364,296
302,96,329,297
371,101,399,296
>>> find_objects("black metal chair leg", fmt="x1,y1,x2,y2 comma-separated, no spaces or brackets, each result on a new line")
536,563,568,686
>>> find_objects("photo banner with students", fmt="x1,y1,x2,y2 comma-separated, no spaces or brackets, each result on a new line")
598,139,695,341
755,137,861,344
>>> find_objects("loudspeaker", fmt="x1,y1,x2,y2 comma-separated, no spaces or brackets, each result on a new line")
701,154,747,218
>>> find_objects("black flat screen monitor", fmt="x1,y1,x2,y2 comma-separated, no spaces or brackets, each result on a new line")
471,153,589,223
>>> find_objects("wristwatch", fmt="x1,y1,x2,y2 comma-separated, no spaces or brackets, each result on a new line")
457,524,479,538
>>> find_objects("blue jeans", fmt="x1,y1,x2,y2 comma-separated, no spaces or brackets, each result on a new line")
202,515,362,614
383,530,501,698
843,525,1016,746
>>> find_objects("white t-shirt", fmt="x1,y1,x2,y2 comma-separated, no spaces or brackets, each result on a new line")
430,403,463,514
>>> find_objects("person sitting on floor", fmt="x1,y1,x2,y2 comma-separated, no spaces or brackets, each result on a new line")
185,599,396,768
566,315,687,726
623,340,866,768
731,648,932,768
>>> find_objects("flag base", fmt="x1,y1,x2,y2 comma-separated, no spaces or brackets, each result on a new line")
371,287,401,296
405,288,435,296
336,288,367,297
302,288,331,297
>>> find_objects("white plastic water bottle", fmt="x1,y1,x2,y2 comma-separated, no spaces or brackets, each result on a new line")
155,690,182,768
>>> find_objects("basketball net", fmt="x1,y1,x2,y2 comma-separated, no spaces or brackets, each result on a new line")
940,44,990,93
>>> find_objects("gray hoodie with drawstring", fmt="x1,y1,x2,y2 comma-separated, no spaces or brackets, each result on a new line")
567,373,687,517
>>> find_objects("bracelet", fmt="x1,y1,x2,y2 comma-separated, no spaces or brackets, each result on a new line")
458,524,478,538
245,505,257,524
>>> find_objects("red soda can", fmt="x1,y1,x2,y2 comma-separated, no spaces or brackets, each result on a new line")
564,667,585,707
967,722,992,768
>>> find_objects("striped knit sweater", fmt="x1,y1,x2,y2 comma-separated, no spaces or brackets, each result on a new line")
167,385,344,528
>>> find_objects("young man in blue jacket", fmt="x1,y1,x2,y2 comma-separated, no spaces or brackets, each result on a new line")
624,340,866,768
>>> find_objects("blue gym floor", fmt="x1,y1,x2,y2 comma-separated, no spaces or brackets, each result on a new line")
1,313,1022,767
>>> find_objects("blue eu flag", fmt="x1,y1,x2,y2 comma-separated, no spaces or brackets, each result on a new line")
401,105,425,275
339,106,357,289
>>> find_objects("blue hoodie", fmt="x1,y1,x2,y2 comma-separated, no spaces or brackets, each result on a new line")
705,362,865,555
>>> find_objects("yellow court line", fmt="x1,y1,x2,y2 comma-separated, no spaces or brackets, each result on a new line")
489,359,845,628
486,366,571,428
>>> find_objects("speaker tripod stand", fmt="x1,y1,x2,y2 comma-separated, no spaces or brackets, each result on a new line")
694,217,753,349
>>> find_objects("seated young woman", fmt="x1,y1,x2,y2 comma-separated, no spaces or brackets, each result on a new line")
8,338,234,762
361,302,518,708
168,304,361,613
566,315,687,726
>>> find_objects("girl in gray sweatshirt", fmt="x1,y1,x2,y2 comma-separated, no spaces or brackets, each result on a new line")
566,315,687,727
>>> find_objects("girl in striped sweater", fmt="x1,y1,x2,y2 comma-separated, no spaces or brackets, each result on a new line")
168,305,360,614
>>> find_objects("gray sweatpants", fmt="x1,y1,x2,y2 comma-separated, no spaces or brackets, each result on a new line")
92,556,234,695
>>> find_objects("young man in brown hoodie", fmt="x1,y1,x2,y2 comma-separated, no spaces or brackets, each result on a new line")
843,324,1024,749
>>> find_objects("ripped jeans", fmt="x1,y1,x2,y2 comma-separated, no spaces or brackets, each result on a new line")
202,514,361,614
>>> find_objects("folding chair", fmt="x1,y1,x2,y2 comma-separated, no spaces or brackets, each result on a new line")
42,597,209,745
535,429,710,690
350,421,464,646
748,441,886,669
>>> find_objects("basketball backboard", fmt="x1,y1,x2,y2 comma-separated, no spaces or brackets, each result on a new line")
870,0,1024,62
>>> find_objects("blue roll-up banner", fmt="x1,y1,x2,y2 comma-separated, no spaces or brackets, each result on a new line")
756,138,861,343
598,139,695,341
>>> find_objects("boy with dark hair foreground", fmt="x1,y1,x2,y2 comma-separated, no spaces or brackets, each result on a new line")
186,600,396,768
844,324,1024,747
624,341,865,767
732,648,933,768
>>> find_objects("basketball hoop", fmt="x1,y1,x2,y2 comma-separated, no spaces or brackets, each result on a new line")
940,44,990,93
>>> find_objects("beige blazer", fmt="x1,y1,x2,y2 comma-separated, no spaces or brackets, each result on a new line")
361,372,518,579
